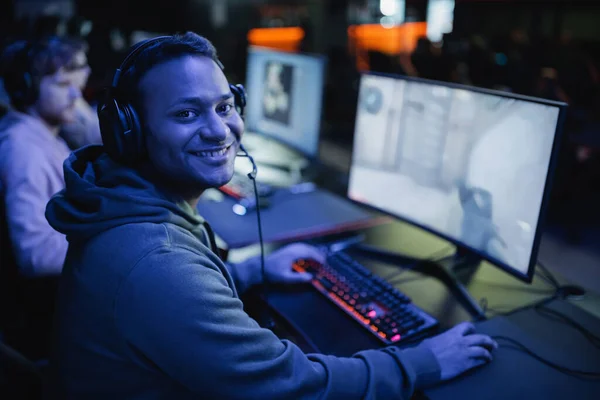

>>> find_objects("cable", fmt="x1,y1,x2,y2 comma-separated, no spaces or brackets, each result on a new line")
536,260,561,290
386,245,455,285
424,245,456,263
236,146,322,350
492,335,600,379
251,176,267,292
479,267,560,318
479,289,560,319
535,270,558,288
534,304,600,348
479,257,589,319
483,297,600,379
238,144,267,301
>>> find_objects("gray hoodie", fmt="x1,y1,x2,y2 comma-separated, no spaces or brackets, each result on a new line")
45,145,441,399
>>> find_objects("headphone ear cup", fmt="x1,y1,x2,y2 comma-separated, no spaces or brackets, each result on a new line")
11,72,35,106
230,84,246,117
20,72,33,104
121,103,144,160
98,98,123,160
98,98,144,163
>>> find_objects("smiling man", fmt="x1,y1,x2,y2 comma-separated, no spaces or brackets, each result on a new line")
45,33,497,399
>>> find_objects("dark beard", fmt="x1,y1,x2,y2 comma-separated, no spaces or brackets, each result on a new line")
39,109,69,127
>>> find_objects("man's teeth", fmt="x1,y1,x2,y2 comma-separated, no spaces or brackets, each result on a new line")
195,147,228,157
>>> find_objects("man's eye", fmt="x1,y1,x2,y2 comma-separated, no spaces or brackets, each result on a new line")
217,103,233,115
176,110,197,119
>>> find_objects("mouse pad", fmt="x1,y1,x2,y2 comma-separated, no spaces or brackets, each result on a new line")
422,310,600,400
265,287,385,357
197,188,388,248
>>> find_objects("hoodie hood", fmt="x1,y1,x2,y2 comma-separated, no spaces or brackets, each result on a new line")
46,145,204,243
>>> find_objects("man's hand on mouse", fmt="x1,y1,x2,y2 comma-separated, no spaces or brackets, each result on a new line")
419,322,498,381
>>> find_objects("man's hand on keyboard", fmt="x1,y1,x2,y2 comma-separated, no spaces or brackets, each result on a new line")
264,243,325,284
419,322,498,381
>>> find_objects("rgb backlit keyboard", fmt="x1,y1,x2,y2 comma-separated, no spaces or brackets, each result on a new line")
293,251,439,345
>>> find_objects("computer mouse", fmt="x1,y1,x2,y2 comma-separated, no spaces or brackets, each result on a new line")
557,285,586,300
232,196,271,216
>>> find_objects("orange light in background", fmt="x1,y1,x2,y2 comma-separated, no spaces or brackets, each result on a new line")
348,22,427,70
247,27,305,52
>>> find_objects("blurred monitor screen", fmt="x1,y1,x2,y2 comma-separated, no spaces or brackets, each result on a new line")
348,73,565,281
244,46,326,158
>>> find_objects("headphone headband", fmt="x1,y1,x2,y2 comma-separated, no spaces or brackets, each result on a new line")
6,37,66,107
111,35,226,90
111,36,172,89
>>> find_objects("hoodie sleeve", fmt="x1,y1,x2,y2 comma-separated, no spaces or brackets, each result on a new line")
115,245,441,399
1,141,68,276
225,258,261,295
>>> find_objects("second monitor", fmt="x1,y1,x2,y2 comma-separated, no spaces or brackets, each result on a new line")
240,46,326,173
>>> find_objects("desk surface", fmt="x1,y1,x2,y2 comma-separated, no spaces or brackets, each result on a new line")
197,188,388,249
238,213,600,398
238,217,600,331
244,216,599,347
351,220,600,326
423,299,600,400
256,218,600,399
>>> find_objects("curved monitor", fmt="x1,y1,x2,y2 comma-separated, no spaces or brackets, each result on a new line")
348,72,567,282
244,46,326,158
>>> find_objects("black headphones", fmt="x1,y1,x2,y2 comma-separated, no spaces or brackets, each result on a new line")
4,38,56,108
98,35,247,164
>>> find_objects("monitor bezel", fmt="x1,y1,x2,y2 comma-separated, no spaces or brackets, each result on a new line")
244,45,328,161
348,71,568,283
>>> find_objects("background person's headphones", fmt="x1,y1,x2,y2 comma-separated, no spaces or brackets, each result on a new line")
10,49,36,106
98,35,247,164
2,38,60,108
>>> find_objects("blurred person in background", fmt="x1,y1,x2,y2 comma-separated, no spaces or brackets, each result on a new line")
504,28,535,95
411,38,456,83
534,67,570,104
466,35,494,89
0,36,97,360
553,30,598,112
58,37,102,150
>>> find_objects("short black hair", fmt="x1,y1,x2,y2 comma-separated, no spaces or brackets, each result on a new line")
116,32,219,107
0,36,80,111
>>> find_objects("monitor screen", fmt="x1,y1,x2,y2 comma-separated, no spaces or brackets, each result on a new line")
244,47,326,158
348,73,565,281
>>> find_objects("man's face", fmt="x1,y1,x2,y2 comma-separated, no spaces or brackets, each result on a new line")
34,67,82,125
139,55,244,191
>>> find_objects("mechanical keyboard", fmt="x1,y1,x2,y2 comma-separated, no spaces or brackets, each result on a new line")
220,173,274,200
293,251,439,345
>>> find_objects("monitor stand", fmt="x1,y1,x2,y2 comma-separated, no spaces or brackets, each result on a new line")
348,242,487,321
